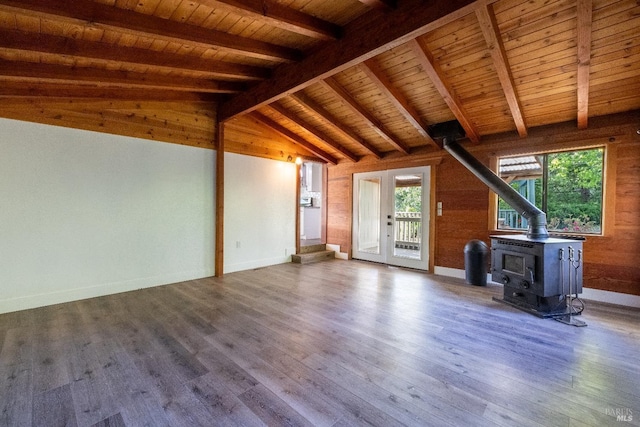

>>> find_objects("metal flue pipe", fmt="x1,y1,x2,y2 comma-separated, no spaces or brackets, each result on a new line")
443,139,549,239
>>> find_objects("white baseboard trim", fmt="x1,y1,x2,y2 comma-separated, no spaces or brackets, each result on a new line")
433,266,492,285
0,269,214,315
433,266,466,280
226,256,291,274
434,265,640,309
580,288,640,309
326,243,348,260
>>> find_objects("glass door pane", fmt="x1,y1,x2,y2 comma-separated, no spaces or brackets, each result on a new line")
357,177,381,254
352,167,429,270
392,174,422,260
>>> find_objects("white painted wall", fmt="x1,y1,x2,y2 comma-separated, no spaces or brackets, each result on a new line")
224,153,296,273
0,118,215,314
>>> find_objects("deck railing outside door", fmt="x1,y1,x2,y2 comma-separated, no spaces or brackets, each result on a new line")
395,212,421,250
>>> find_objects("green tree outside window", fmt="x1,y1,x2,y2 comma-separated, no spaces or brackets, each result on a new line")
497,148,604,234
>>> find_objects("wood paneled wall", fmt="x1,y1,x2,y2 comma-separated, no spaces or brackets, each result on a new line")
224,115,316,163
327,111,640,296
0,97,218,150
587,141,640,295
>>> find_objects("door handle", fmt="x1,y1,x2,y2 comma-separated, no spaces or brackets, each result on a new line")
387,222,392,226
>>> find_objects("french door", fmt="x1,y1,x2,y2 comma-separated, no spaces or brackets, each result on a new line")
352,166,430,270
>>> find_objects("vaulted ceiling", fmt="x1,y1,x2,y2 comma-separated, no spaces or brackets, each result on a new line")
1,0,638,163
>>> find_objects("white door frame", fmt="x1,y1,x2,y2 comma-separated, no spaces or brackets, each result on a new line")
352,166,431,270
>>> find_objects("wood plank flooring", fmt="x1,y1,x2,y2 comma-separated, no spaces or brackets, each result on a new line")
1,259,639,426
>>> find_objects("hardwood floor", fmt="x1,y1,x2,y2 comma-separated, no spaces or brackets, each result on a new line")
1,259,639,426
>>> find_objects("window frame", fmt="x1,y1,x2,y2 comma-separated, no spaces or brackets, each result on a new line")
489,143,614,237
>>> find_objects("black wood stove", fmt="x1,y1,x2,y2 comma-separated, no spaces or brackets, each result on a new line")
490,234,583,317
431,121,586,324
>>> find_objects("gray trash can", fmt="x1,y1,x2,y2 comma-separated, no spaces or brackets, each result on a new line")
464,240,489,286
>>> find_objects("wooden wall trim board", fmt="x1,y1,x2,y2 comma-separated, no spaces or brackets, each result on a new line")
478,110,640,152
487,156,499,233
215,123,225,277
429,165,437,272
295,161,301,256
322,163,328,245
602,143,617,237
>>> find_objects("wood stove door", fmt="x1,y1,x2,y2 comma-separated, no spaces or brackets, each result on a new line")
352,167,430,270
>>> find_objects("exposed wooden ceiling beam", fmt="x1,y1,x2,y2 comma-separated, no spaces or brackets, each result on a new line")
0,0,301,63
0,60,244,94
0,98,216,115
475,3,527,137
200,0,341,41
321,77,410,155
358,0,396,9
408,38,480,143
576,0,593,130
361,59,439,148
290,92,383,159
218,0,480,120
268,103,360,162
0,82,218,102
0,29,269,81
250,111,338,164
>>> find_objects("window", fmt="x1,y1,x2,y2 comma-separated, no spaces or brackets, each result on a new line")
497,147,604,234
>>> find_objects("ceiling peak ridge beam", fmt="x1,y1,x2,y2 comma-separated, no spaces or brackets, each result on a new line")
0,0,301,63
408,38,481,143
0,60,244,94
576,0,593,130
0,29,270,81
290,92,383,159
361,58,440,149
475,3,527,138
268,102,360,162
321,77,411,155
199,0,341,41
250,111,338,164
218,0,484,121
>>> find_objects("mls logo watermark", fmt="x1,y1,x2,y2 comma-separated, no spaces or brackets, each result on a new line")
606,408,633,422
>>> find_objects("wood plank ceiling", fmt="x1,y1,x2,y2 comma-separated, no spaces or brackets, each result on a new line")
0,0,638,162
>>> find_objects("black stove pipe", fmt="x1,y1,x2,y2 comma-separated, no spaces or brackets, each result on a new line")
443,139,549,239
